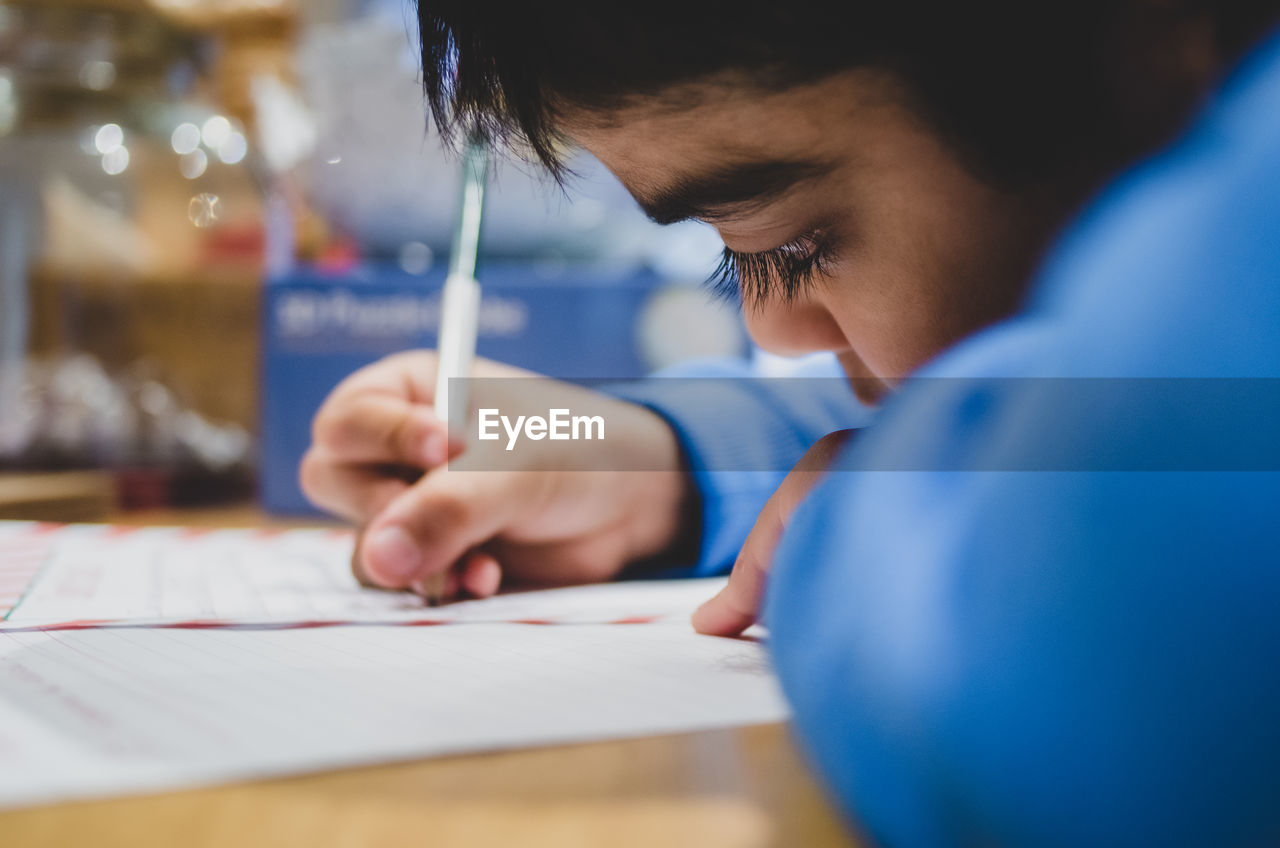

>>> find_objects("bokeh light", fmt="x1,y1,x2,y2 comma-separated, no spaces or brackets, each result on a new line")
218,131,248,165
94,123,124,155
171,122,201,155
188,193,221,228
78,60,116,91
180,149,208,180
101,146,130,176
201,115,232,150
398,241,434,275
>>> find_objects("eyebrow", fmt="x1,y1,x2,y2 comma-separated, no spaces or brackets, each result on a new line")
634,158,834,225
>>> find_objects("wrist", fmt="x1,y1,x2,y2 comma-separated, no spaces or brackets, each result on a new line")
614,404,701,568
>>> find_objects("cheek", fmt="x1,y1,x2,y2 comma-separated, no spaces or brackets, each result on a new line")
808,128,1044,376
816,199,1034,377
817,262,972,379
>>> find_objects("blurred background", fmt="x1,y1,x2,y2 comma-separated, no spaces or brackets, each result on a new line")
0,0,746,521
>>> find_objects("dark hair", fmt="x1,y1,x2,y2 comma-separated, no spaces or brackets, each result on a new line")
417,2,1280,188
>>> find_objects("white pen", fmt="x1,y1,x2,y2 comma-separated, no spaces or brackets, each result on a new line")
422,134,489,605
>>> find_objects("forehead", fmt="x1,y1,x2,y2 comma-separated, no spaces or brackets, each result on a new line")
562,70,907,201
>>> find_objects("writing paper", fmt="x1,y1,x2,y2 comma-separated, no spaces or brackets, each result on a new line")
0,522,785,809
0,621,784,809
0,523,723,630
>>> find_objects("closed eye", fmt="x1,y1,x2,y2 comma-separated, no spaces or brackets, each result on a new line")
705,229,837,310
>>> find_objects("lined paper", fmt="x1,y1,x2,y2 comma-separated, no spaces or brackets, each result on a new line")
0,521,784,809
0,527,53,620
0,523,724,630
0,621,785,809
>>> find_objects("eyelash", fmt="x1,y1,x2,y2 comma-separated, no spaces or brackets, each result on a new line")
705,230,836,309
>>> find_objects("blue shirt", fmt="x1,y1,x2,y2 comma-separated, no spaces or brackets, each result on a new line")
626,28,1280,848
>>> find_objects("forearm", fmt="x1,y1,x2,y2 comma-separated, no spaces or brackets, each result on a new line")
607,356,873,576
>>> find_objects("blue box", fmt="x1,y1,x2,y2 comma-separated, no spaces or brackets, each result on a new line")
259,261,745,514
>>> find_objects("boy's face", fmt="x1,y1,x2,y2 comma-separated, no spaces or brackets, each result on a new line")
568,71,1062,400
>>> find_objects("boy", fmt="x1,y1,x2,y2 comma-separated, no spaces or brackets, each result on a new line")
303,3,1280,844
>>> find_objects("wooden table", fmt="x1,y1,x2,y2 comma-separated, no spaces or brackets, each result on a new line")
2,724,855,848
0,505,858,848
0,471,116,523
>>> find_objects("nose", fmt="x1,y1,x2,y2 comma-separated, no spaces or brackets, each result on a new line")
742,300,848,357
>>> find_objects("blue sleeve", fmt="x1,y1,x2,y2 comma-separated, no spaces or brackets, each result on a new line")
766,33,1280,848
770,466,1280,848
608,355,872,576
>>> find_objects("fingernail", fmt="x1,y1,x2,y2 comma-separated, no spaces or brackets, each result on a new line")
363,526,420,582
422,432,445,466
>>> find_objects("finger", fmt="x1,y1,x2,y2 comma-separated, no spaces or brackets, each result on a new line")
312,394,447,468
692,492,786,637
328,349,440,406
350,530,377,587
411,568,460,602
358,470,523,589
350,527,439,590
483,532,631,587
692,431,853,636
299,447,413,523
459,550,503,598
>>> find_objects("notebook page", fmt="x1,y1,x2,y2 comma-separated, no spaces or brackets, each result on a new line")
0,621,785,809
0,523,726,629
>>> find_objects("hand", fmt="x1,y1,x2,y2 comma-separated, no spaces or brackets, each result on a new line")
300,351,694,600
692,430,854,636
